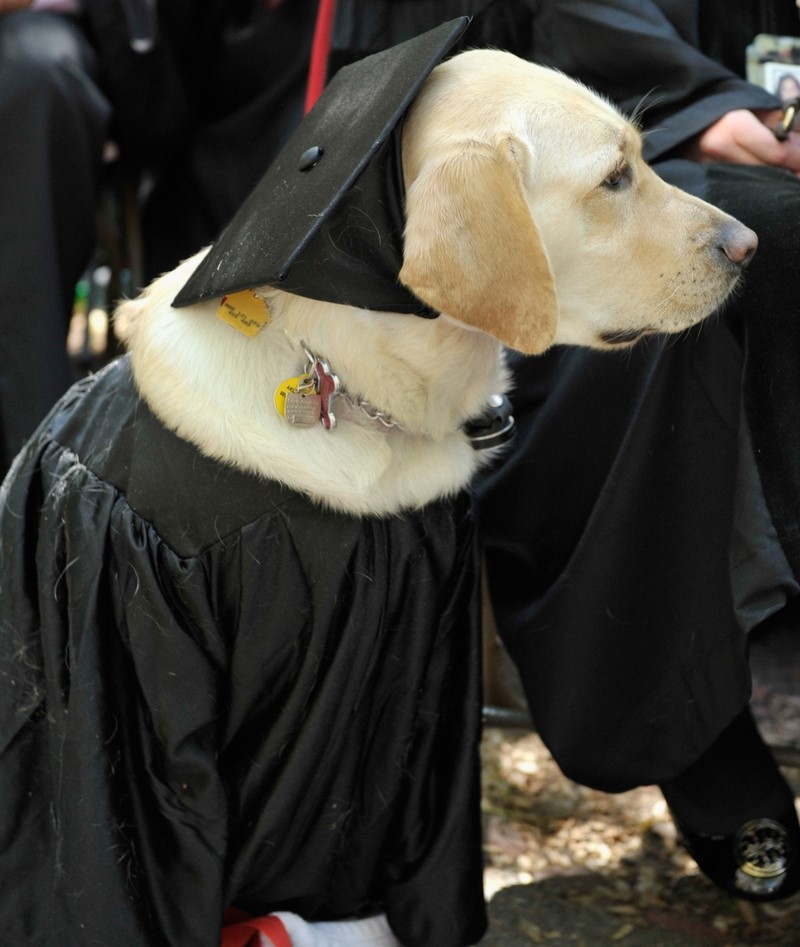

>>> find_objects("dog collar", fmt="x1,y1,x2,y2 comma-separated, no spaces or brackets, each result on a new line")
273,343,515,450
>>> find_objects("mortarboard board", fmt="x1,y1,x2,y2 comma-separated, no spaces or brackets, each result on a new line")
172,17,471,314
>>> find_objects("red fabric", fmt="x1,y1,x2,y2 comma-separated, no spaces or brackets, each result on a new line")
304,0,337,113
221,911,293,947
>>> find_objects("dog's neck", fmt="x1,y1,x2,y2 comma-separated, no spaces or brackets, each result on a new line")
117,252,511,517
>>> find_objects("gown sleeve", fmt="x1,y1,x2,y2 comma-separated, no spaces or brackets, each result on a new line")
532,0,779,162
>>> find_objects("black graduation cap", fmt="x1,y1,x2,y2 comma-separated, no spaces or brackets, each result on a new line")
172,17,471,314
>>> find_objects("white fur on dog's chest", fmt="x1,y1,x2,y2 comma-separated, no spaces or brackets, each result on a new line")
119,251,509,517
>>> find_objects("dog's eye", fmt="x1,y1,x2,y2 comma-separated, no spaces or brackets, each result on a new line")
602,164,631,190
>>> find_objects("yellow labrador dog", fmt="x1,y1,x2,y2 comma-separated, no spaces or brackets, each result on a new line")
0,25,755,947
118,48,755,518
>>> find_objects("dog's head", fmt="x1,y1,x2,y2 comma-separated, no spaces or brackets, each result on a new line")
399,50,757,353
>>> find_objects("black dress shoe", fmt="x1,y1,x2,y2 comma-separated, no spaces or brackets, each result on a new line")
661,706,800,902
673,809,800,901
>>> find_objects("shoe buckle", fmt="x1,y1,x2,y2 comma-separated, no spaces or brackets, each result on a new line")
733,818,793,895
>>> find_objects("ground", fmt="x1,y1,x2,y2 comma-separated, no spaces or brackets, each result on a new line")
480,625,800,946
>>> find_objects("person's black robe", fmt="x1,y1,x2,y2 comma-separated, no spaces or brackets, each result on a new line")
0,357,486,947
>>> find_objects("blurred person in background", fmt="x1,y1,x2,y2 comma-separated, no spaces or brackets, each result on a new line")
0,0,108,474
0,0,317,475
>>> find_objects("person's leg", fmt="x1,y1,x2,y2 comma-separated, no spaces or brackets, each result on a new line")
657,162,800,901
478,318,749,793
479,317,800,904
707,163,800,582
0,11,109,474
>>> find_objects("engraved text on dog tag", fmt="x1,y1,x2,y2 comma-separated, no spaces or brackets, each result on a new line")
284,391,322,426
275,373,321,426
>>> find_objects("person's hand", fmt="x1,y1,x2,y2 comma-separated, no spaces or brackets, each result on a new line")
686,108,800,174
0,0,34,12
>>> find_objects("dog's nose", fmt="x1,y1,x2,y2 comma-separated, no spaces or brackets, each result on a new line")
719,222,758,268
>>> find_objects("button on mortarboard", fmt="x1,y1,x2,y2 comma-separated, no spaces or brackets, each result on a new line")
299,146,324,171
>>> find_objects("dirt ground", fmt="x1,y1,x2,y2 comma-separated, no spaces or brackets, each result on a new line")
479,625,800,946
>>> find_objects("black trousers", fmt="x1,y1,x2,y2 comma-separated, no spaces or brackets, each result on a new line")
0,12,109,474
478,161,800,792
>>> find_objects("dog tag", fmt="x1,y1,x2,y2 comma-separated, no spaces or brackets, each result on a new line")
274,374,321,426
284,391,322,425
310,357,339,431
216,290,271,337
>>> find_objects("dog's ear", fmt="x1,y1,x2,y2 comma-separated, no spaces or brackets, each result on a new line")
399,136,559,354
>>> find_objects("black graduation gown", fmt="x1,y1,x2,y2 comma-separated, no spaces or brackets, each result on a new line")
479,0,800,790
0,357,486,947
